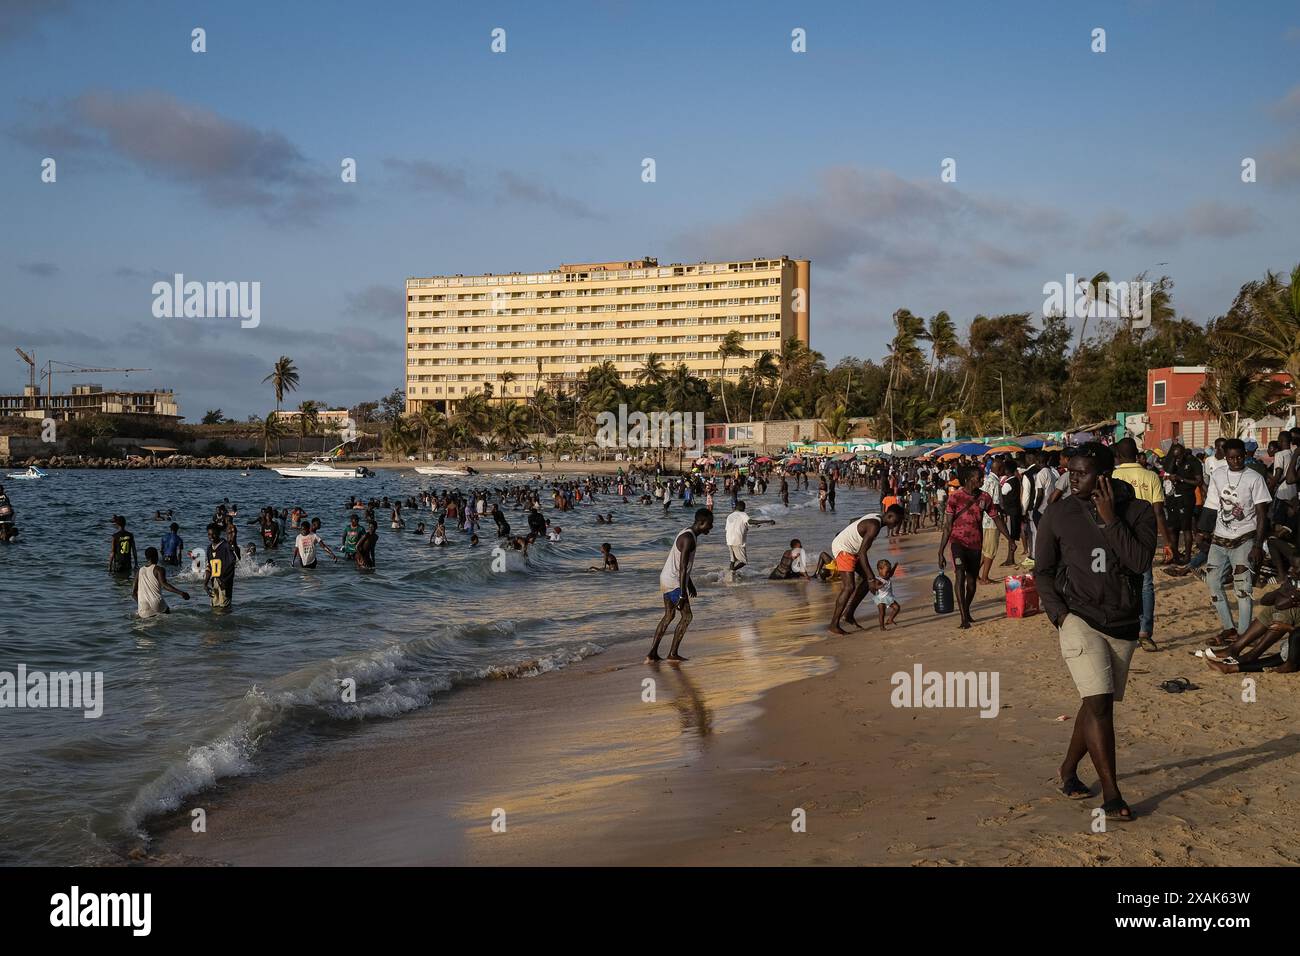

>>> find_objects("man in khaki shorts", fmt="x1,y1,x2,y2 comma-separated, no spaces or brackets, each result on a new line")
1035,443,1156,824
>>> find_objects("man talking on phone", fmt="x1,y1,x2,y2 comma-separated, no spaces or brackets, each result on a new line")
1034,442,1156,823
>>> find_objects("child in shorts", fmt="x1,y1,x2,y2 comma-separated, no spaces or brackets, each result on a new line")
874,558,901,629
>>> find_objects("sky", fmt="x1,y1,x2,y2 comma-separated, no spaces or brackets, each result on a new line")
2,0,1298,421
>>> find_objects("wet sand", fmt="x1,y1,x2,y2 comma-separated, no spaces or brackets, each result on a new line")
150,525,1300,866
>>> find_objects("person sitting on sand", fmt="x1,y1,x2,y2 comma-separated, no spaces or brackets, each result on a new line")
1203,584,1300,673
133,546,190,617
589,542,619,571
873,558,900,629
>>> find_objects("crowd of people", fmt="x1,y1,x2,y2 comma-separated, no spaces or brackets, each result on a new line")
10,428,1300,825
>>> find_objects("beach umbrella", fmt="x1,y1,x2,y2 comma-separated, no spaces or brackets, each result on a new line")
754,455,774,464
833,451,857,462
982,444,1022,456
943,442,990,456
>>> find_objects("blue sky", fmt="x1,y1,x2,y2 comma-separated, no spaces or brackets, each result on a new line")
3,0,1298,420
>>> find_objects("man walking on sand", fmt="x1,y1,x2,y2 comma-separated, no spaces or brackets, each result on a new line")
646,508,713,664
1035,442,1155,824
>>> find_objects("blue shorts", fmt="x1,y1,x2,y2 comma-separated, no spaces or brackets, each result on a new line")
663,588,683,606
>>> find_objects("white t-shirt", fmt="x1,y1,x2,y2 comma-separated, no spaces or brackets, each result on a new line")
981,473,1002,529
1275,448,1297,501
1205,467,1272,540
791,547,810,575
295,532,320,564
725,510,751,547
1033,467,1058,513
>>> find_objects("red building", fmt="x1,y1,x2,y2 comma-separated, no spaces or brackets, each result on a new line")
1145,366,1292,451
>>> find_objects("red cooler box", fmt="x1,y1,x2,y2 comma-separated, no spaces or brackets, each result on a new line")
1004,573,1039,618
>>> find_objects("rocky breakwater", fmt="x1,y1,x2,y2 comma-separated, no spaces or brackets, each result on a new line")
3,455,265,470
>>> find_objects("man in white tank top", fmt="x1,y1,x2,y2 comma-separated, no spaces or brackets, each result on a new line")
646,508,715,663
132,547,190,617
829,505,905,633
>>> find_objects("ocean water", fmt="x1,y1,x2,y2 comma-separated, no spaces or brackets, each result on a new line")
0,468,872,865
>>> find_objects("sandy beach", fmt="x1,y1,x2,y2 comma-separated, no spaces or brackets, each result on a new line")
145,521,1300,867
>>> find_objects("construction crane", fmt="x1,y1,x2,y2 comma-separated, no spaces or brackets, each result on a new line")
42,359,151,394
14,348,37,410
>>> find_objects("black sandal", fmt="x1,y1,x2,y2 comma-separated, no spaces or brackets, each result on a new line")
1159,676,1197,693
1058,776,1092,800
1101,798,1135,822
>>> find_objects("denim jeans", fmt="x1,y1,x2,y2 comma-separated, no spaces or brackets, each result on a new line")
1206,538,1256,633
1140,566,1155,636
1188,544,1209,571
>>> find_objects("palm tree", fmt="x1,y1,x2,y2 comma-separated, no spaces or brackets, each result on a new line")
529,436,549,472
1071,271,1113,353
635,353,667,388
819,405,853,442
885,309,927,393
663,363,694,411
924,311,958,398
746,351,778,422
263,356,300,413
417,406,448,459
262,356,299,456
765,336,813,421
1224,264,1300,391
716,330,746,423
382,416,418,460
492,402,530,448
499,371,517,403
295,400,321,455
257,412,286,462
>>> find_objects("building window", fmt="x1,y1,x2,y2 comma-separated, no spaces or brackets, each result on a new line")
1153,380,1166,406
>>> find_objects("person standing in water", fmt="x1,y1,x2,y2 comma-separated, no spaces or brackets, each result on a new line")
132,546,190,617
355,520,378,569
646,508,714,664
203,523,236,610
108,516,137,575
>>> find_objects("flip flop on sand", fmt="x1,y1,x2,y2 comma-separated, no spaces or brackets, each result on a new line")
1058,776,1092,800
1158,677,1197,693
1101,798,1136,822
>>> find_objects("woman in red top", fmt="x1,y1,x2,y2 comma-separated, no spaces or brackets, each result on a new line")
938,465,1012,629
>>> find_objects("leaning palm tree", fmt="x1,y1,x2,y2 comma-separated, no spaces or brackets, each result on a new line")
492,402,530,448
747,351,778,422
924,311,958,398
1224,264,1300,392
716,330,746,423
765,336,812,421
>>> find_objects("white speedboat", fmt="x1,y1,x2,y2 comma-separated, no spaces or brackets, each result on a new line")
414,465,474,477
274,459,371,479
5,466,46,480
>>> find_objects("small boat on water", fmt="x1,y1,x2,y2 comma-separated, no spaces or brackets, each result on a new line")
5,466,46,480
414,465,477,477
274,458,372,479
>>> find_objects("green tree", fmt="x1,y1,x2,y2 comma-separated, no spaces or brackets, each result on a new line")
716,330,746,423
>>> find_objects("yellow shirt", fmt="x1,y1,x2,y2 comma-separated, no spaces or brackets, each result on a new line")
1114,462,1165,505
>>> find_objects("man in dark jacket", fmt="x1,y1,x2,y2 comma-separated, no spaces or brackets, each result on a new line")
1035,442,1156,824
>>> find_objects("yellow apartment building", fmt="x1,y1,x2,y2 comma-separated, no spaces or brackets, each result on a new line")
405,256,810,413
